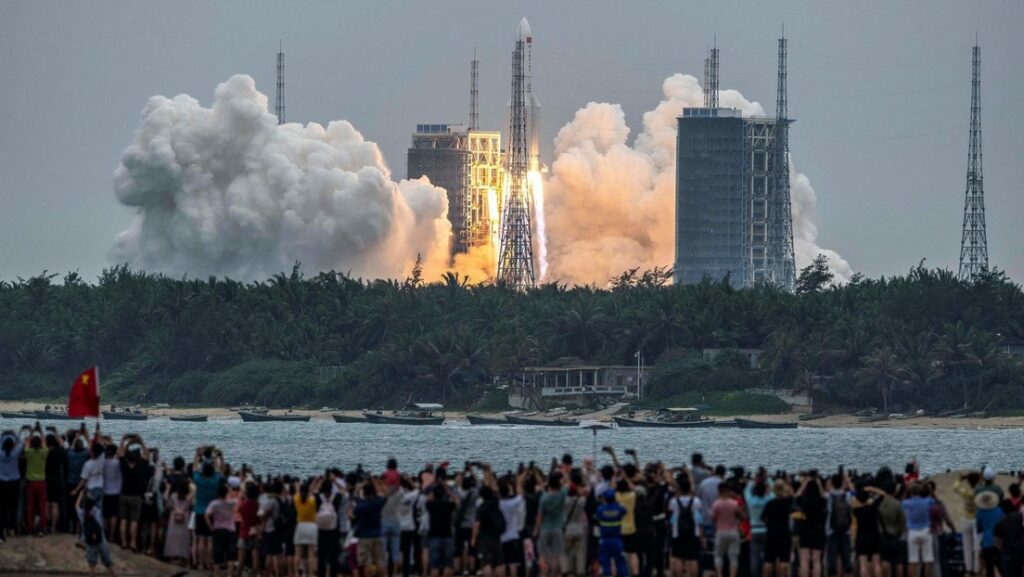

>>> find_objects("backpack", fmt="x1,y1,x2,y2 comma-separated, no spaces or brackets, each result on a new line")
276,496,297,532
316,496,339,530
486,501,507,536
634,490,654,534
676,497,696,538
84,511,104,546
830,493,851,532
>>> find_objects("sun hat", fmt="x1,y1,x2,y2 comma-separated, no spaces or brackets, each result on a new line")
974,490,1000,511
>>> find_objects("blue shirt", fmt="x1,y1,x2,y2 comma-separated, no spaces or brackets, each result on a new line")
744,486,773,535
976,507,1004,548
0,436,23,482
192,472,222,514
901,497,934,531
595,502,627,539
67,447,90,484
354,496,385,538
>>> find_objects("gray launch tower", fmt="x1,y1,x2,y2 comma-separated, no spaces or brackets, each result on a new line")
958,43,988,280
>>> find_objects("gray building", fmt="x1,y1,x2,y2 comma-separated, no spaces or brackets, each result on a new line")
674,107,794,289
408,124,472,257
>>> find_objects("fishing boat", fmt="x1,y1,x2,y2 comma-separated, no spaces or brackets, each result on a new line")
613,407,714,428
169,415,208,422
332,413,367,423
505,414,580,427
102,409,148,421
35,410,73,420
1,411,35,419
466,414,509,425
363,403,445,426
735,417,798,429
238,411,310,422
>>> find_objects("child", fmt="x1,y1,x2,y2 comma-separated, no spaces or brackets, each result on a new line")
204,484,238,577
79,494,117,577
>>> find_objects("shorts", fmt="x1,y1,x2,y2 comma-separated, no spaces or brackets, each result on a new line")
294,521,318,546
881,536,905,565
673,535,701,560
455,526,475,553
102,495,119,518
358,537,386,567
140,499,158,523
764,536,792,563
906,529,933,564
800,529,826,551
429,537,456,569
46,481,63,503
537,528,565,559
261,530,284,556
478,537,503,567
213,529,237,566
85,541,113,567
715,529,741,567
118,495,143,522
194,513,213,537
622,532,638,553
502,539,523,566
856,532,881,557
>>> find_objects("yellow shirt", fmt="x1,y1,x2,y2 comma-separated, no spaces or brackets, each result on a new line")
617,490,637,536
294,494,317,523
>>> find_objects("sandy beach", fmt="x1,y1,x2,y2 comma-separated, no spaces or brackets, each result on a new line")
1,400,1022,428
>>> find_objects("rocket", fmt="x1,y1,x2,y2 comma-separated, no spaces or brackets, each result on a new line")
518,17,542,173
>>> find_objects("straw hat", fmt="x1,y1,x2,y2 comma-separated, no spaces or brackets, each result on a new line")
974,490,1000,511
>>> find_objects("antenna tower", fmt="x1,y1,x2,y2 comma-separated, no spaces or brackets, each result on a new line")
958,42,988,280
497,29,536,290
770,31,796,290
470,52,480,131
708,39,720,108
275,41,285,125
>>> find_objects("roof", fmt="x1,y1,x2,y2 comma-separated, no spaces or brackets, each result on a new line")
409,403,444,410
662,407,701,413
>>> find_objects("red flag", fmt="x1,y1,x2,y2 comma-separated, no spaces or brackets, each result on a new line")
67,367,100,418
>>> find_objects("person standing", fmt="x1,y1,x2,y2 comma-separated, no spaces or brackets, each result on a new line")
293,481,319,577
827,473,853,577
454,473,479,577
595,490,630,577
669,475,702,577
535,473,568,577
163,481,192,565
259,480,286,577
711,484,744,577
236,482,262,577
974,492,1004,577
315,478,343,577
564,483,590,577
472,485,506,577
993,499,1023,577
761,480,794,577
101,442,123,543
77,493,118,577
796,474,828,577
426,482,460,577
876,479,906,577
66,433,90,534
44,433,66,533
901,483,935,577
0,429,24,541
954,472,982,576
24,431,50,536
745,473,773,577
499,473,527,576
353,477,387,577
699,466,726,555
192,455,224,570
852,486,885,577
117,439,152,552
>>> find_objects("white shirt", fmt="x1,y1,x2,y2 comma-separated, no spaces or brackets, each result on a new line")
499,495,525,543
668,495,703,539
102,456,122,495
697,476,721,522
399,489,420,532
81,458,105,491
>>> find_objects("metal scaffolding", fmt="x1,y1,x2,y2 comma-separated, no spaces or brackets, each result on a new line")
958,43,988,280
275,41,285,125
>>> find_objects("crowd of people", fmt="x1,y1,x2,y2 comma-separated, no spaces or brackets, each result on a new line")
0,421,1022,577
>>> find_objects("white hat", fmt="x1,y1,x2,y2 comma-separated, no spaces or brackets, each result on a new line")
227,476,241,489
983,466,995,481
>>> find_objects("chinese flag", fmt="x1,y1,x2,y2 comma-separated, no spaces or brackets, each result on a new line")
67,367,100,418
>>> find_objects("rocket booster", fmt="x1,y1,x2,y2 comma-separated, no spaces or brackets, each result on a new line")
517,18,542,173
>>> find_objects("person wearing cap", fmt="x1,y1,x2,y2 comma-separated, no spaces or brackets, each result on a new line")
974,490,1004,577
595,489,629,577
975,468,1005,501
955,471,982,575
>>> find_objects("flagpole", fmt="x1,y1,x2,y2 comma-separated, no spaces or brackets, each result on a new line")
95,366,101,420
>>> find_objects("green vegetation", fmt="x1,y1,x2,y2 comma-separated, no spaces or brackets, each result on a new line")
1,257,1022,413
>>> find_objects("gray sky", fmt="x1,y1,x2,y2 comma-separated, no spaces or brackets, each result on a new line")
1,0,1021,282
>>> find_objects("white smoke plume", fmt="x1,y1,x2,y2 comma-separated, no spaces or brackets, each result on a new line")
111,75,452,281
545,73,851,285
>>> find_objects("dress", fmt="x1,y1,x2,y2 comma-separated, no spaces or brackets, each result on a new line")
164,494,192,559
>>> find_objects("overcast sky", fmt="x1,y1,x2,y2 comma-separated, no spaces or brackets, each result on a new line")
1,1,1021,283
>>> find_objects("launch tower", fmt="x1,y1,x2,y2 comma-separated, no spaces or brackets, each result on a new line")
958,42,988,280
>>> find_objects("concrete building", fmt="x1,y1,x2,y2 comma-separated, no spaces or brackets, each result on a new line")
508,364,650,409
407,125,505,258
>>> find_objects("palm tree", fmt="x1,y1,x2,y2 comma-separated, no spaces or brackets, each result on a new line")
862,347,903,414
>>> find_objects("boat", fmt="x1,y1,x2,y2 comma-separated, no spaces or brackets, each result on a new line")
332,413,367,423
857,414,889,423
466,414,509,425
505,414,580,427
238,411,310,422
798,413,828,421
711,419,738,428
613,407,714,428
169,415,208,422
35,410,73,420
735,418,798,429
363,403,446,426
102,410,148,421
1,411,35,419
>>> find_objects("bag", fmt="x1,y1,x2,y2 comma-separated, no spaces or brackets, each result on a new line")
316,497,339,530
490,503,507,536
829,494,851,532
276,497,296,532
84,512,104,546
676,497,696,538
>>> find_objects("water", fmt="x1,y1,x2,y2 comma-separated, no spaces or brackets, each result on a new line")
12,418,1022,477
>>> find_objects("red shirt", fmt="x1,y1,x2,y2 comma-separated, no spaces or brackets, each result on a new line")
383,469,401,487
237,498,260,538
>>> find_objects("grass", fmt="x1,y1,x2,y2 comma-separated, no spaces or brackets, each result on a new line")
636,390,791,416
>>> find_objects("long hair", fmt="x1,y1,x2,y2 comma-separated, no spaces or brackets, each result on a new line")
1,437,13,457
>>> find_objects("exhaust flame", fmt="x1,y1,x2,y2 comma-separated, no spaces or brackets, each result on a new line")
487,187,500,269
528,170,548,280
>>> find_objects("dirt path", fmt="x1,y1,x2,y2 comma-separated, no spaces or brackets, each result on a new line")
0,533,203,576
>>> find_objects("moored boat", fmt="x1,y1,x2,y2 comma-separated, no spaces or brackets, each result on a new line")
35,410,73,420
505,414,580,426
238,411,310,422
1,411,36,419
102,410,148,421
332,413,367,423
169,415,208,422
613,407,713,428
364,403,446,426
735,417,797,429
466,414,508,425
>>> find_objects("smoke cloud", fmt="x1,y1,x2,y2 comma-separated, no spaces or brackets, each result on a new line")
544,73,851,285
112,75,452,281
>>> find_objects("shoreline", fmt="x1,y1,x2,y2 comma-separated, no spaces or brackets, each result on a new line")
1,400,1022,429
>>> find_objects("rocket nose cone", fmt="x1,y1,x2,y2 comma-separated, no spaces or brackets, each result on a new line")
518,17,532,40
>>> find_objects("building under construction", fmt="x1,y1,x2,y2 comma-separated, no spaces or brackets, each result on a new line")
674,39,796,290
407,56,506,260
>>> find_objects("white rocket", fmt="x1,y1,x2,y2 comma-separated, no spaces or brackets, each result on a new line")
518,17,542,173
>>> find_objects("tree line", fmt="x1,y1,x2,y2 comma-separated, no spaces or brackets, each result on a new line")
1,256,1022,414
